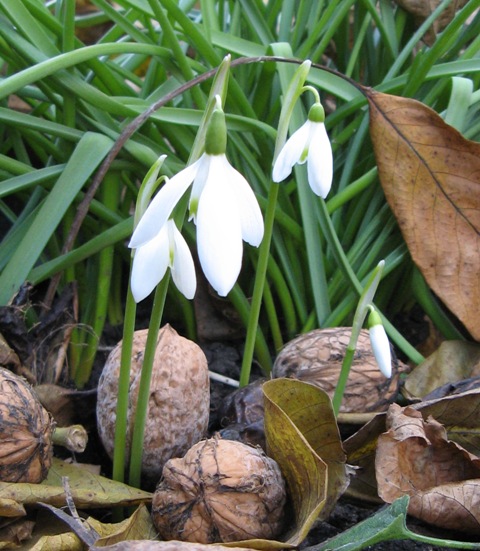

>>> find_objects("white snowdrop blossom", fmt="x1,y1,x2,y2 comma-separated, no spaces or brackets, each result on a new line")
368,308,392,378
272,102,333,198
129,98,264,298
130,218,196,302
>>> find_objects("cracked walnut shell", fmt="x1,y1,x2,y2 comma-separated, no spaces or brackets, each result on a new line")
0,367,54,483
96,325,210,482
152,437,286,543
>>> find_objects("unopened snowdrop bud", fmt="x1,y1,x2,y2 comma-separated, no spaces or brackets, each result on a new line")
273,101,333,199
368,308,392,378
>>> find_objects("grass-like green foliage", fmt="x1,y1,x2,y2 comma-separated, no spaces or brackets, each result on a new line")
0,0,479,387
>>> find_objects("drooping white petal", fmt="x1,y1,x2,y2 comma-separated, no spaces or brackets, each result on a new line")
212,155,264,247
307,122,333,198
369,324,392,378
129,160,200,249
272,121,311,182
196,165,243,297
168,222,197,300
130,226,169,302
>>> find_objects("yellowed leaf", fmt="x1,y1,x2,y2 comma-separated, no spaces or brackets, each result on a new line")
0,498,25,518
368,90,480,341
0,459,152,509
93,504,156,546
263,378,348,546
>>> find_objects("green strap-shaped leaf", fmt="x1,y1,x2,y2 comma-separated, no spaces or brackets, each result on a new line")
0,132,113,305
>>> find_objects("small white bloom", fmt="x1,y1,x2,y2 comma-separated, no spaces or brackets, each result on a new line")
368,316,392,379
130,219,196,302
129,153,264,297
272,103,333,198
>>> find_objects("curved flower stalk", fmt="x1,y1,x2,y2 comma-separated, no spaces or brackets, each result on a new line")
130,218,196,302
273,101,333,198
129,96,264,298
368,307,392,378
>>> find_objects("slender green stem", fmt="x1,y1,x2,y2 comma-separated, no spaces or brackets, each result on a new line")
112,285,137,484
332,346,356,415
128,275,169,488
239,182,279,387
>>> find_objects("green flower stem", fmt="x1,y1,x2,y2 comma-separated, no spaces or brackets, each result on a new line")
332,346,356,416
112,157,166,485
239,181,280,387
112,284,136,484
332,260,385,415
129,275,169,489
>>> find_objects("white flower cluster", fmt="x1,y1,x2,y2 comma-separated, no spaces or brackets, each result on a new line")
129,94,333,303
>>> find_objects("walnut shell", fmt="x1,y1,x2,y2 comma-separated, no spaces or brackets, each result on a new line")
152,437,286,543
96,325,210,482
0,367,54,483
273,327,401,413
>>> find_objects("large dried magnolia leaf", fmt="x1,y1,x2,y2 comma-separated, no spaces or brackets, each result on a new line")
263,378,348,546
376,404,480,533
367,90,480,340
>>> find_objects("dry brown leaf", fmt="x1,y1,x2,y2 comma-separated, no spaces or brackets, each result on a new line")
376,404,480,533
403,340,480,399
394,0,469,45
0,518,35,548
344,388,480,501
367,90,480,341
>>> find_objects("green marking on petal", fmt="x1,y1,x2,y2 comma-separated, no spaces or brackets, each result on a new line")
299,145,309,163
189,196,199,219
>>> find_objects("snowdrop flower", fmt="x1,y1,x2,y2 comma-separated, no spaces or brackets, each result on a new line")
368,307,392,378
272,102,333,198
129,96,264,297
130,218,196,302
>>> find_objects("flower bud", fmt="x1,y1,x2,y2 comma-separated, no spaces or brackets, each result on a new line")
368,309,392,378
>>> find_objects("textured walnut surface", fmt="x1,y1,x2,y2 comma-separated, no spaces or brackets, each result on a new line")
96,325,210,482
0,367,54,483
273,327,402,413
152,437,286,544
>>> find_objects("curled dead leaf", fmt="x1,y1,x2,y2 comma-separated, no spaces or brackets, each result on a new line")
367,90,480,341
376,403,480,533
